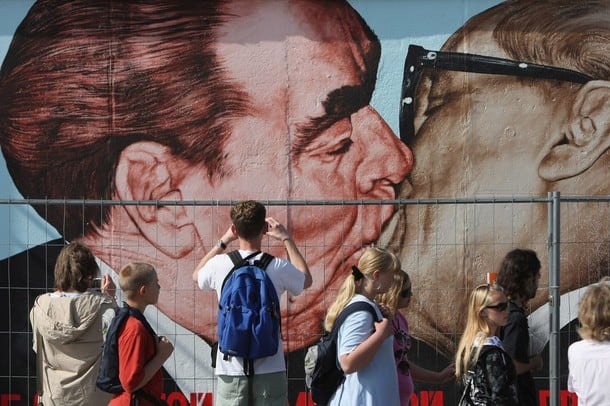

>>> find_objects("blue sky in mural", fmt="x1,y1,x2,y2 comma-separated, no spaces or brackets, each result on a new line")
351,0,501,135
0,0,501,257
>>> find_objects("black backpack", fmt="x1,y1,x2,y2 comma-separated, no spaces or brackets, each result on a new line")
96,303,167,406
304,301,379,406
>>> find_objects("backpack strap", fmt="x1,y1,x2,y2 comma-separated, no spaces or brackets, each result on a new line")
331,301,380,336
330,301,379,364
126,304,158,341
325,301,380,383
221,250,261,291
227,250,245,267
254,252,274,270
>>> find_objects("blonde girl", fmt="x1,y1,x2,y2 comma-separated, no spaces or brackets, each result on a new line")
567,277,610,405
456,284,518,406
325,247,400,406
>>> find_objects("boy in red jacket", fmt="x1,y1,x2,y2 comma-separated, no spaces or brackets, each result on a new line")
110,263,174,406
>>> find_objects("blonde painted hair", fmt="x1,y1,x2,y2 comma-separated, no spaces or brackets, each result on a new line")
455,284,504,379
324,247,400,332
577,277,610,342
376,270,410,315
119,262,157,299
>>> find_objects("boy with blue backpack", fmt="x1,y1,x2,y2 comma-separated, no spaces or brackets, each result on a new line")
193,200,312,406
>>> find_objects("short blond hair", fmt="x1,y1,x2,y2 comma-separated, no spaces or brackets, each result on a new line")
119,262,157,299
578,277,610,342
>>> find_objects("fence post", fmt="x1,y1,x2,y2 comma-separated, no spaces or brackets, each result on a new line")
548,191,560,406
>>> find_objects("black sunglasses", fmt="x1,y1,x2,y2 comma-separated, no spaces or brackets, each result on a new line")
486,301,509,312
399,44,594,146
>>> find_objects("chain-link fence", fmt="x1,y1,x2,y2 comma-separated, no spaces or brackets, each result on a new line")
2,193,606,405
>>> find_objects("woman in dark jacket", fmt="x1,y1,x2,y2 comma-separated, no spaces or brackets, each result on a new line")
455,284,518,406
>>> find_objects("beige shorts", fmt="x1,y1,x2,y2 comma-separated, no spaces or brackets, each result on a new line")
216,371,288,406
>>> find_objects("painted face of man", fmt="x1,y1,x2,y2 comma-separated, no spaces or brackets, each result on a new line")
394,29,591,353
166,1,413,350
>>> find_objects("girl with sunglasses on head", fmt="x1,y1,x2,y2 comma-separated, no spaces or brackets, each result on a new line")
377,270,454,406
324,246,401,406
455,284,518,406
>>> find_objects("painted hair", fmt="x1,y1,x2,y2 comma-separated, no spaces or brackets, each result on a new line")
455,284,505,379
446,0,610,84
54,241,99,292
0,0,244,240
0,0,379,241
324,246,399,332
577,277,610,342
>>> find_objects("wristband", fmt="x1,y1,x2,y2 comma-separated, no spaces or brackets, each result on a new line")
216,239,227,250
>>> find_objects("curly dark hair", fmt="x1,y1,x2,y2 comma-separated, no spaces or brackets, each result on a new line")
495,248,541,301
230,200,267,240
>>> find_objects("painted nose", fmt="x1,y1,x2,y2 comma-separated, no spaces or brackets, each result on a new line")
354,107,413,196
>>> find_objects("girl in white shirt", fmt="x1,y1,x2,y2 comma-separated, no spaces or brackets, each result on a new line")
324,246,401,406
568,277,610,406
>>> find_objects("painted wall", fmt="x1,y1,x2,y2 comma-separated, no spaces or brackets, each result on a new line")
1,1,608,405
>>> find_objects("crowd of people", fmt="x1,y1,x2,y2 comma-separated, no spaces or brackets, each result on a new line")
5,0,610,404
30,201,610,406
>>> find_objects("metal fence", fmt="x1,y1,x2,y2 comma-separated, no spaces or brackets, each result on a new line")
2,192,608,406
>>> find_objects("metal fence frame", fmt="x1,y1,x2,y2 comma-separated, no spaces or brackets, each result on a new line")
3,191,609,405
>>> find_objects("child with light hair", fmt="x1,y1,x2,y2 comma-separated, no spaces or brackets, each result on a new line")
109,263,174,406
455,284,518,405
324,246,400,405
567,277,610,405
376,270,454,406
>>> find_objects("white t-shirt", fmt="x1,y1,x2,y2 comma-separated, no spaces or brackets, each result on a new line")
329,295,399,406
197,250,305,376
567,339,610,406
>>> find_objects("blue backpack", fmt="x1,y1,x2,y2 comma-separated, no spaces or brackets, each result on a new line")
217,250,280,375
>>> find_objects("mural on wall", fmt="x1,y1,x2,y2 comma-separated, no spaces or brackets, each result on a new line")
388,0,610,359
0,0,609,405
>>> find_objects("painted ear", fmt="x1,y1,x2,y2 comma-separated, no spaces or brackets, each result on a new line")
539,81,610,181
114,141,195,259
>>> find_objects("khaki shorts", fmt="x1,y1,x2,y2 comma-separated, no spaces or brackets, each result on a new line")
216,371,287,406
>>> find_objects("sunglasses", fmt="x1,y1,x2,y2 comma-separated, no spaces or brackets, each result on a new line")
399,44,594,146
486,301,509,312
400,287,412,298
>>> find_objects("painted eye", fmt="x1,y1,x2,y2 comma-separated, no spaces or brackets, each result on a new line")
303,117,354,162
328,139,353,155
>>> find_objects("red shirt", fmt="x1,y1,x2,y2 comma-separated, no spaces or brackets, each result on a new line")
109,316,163,406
